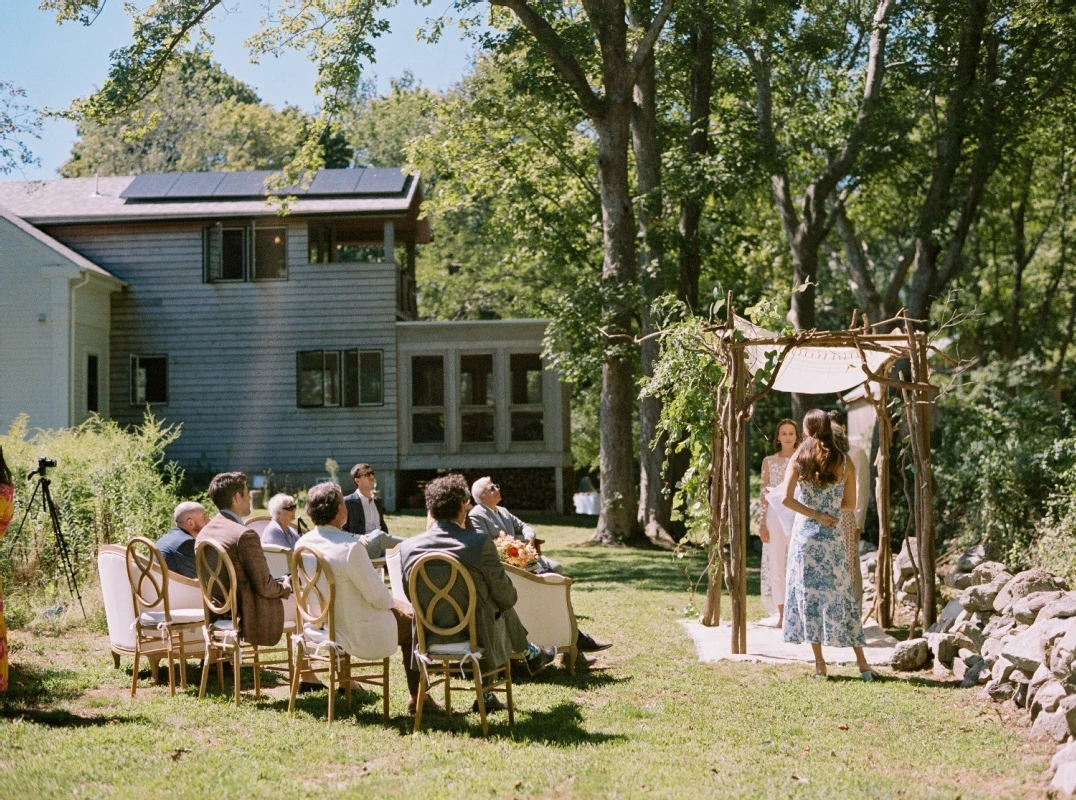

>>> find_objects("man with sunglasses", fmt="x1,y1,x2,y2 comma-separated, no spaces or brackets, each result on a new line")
343,463,403,559
469,476,611,659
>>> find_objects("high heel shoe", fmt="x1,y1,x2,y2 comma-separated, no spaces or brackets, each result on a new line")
860,670,874,682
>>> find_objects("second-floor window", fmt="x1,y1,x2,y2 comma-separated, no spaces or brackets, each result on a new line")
204,223,288,282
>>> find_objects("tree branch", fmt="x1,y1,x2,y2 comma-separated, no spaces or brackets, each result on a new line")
490,0,604,118
627,0,676,86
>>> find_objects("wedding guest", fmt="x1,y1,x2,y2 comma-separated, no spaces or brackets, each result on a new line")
779,410,872,680
197,472,291,647
399,474,556,711
156,501,210,578
342,463,403,559
261,493,301,550
295,481,426,713
758,419,799,627
573,476,599,515
0,447,13,693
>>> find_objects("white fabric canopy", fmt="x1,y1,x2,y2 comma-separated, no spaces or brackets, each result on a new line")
735,317,893,395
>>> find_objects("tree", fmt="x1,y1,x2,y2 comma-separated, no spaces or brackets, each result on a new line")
0,80,41,176
61,50,349,176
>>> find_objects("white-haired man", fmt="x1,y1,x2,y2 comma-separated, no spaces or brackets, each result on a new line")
156,501,209,578
261,493,301,549
468,476,611,658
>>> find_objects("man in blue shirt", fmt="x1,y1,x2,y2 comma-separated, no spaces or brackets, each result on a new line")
155,501,210,578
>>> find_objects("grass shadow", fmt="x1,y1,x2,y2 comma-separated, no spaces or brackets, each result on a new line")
1,662,88,705
0,705,149,728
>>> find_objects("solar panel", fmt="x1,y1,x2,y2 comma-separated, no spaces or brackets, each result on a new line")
214,171,275,197
356,168,407,195
120,173,180,199
166,172,226,198
307,169,364,195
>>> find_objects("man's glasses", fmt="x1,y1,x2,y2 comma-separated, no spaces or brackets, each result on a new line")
484,483,499,494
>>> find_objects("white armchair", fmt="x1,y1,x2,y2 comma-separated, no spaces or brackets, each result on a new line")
505,564,580,672
98,544,203,673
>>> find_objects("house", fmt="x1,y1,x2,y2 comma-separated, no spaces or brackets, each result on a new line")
0,169,572,511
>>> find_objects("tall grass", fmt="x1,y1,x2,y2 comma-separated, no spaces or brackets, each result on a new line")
1,412,187,599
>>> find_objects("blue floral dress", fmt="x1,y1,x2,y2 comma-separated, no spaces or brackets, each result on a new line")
782,469,865,648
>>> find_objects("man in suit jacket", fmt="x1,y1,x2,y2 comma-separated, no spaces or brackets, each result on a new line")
156,501,209,578
197,472,291,647
342,463,403,559
469,476,611,658
398,474,556,690
295,481,425,711
468,477,562,574
261,493,301,550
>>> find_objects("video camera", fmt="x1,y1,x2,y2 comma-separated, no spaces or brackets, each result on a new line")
29,456,57,478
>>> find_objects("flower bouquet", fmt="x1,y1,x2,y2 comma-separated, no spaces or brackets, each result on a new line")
493,532,539,571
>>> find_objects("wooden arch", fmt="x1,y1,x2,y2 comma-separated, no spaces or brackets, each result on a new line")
701,295,939,654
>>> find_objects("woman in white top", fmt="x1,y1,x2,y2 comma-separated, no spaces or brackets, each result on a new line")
759,419,799,627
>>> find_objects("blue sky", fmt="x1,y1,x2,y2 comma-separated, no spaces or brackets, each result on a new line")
2,2,483,180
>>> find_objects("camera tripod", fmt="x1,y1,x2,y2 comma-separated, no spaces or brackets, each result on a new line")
7,461,86,618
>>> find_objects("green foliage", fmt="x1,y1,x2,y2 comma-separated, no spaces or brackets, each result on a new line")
0,413,186,592
643,305,728,541
0,81,41,176
61,50,349,177
933,359,1076,567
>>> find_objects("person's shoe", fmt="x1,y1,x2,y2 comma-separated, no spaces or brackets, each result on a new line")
577,631,612,652
524,645,557,677
860,670,874,682
471,692,508,713
407,695,442,714
575,653,597,670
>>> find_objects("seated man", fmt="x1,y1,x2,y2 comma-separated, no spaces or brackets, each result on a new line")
198,472,291,647
156,501,209,579
295,482,426,713
261,493,301,550
469,477,562,575
399,475,556,710
342,463,403,559
469,476,611,657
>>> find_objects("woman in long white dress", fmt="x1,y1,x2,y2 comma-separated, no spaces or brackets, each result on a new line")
759,419,799,627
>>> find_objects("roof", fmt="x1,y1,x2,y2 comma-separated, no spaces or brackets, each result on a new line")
0,168,422,226
0,203,125,286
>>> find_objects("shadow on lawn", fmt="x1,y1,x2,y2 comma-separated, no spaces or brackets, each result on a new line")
1,663,149,728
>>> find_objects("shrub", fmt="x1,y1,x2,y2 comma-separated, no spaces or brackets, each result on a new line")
0,412,187,592
933,358,1076,567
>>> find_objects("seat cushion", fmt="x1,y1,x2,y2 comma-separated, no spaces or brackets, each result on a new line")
138,608,203,626
428,641,482,657
210,619,234,632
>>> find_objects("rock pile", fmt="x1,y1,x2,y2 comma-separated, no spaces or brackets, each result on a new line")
923,546,1076,795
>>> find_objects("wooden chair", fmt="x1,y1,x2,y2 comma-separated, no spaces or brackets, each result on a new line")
409,553,513,738
194,539,293,706
287,545,390,723
125,538,205,697
243,515,272,536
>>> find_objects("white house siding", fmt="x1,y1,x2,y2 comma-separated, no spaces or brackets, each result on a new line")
0,217,81,431
71,281,113,425
46,221,400,484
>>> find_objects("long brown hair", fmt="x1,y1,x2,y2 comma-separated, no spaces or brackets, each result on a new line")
0,446,11,486
794,409,844,486
773,418,800,452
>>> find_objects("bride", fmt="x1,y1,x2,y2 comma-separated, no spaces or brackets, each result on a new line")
759,419,799,627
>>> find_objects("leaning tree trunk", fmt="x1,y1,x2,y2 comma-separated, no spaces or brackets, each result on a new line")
594,100,643,544
789,239,820,421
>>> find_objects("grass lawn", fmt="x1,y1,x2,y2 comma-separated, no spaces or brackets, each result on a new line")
0,513,1054,798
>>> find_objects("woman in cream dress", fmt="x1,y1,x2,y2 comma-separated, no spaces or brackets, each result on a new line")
759,419,799,627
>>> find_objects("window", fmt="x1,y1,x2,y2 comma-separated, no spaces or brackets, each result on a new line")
299,349,383,408
253,227,288,280
411,355,445,443
308,222,334,263
460,353,494,443
130,355,167,405
342,350,384,406
204,223,288,282
510,353,544,442
87,353,99,414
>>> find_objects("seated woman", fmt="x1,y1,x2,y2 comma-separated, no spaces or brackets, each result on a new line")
261,493,301,550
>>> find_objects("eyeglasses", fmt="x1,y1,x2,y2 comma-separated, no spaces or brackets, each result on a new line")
281,504,297,511
484,484,499,494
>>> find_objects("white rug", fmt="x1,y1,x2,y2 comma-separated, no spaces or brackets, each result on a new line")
680,618,898,666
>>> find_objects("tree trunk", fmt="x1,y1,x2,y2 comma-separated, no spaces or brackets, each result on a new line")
631,7,679,548
594,100,643,544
